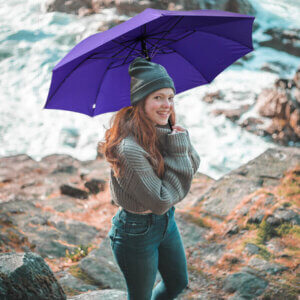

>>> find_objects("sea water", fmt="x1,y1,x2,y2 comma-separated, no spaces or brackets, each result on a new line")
0,0,299,180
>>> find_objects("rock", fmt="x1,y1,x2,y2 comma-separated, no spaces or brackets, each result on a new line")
52,165,78,174
265,237,286,254
224,222,239,236
45,0,94,15
222,271,268,298
247,209,265,224
203,90,224,103
44,0,256,20
194,147,300,218
212,104,250,122
174,213,207,248
0,252,66,299
273,208,299,225
60,184,89,199
68,289,127,299
248,257,288,275
54,220,99,245
243,243,260,255
117,0,256,17
239,117,266,136
84,179,106,194
238,68,300,145
77,236,127,290
259,28,300,57
57,271,99,294
196,242,226,266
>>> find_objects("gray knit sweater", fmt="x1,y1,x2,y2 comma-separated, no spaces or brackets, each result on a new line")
109,126,201,215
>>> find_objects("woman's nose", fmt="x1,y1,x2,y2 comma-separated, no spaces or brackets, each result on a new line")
162,99,172,108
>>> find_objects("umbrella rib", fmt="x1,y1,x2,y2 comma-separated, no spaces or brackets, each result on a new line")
46,53,98,104
112,39,141,56
149,16,184,57
148,30,197,58
170,46,210,83
93,60,114,116
197,28,252,50
122,39,139,65
146,39,174,56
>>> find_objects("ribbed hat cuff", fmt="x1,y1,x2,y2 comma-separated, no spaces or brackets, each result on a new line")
131,76,176,105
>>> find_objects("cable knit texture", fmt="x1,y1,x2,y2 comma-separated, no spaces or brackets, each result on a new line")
109,126,201,215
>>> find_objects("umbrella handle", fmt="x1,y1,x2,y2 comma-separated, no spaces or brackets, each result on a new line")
168,118,173,131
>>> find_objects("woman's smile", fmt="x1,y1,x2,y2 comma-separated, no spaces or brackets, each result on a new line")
144,88,174,126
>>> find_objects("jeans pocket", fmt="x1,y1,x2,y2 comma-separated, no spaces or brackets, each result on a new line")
124,220,151,236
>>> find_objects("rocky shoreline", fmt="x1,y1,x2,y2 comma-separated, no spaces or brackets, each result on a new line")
208,68,300,147
0,145,299,299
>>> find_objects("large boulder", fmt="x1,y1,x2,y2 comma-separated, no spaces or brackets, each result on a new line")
194,146,300,218
0,252,66,299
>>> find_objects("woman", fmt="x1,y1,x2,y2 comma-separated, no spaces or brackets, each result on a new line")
98,57,201,300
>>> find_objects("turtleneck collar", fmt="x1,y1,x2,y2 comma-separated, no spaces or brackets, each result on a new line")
155,124,172,149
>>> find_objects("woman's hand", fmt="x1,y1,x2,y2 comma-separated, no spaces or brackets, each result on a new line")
171,124,187,134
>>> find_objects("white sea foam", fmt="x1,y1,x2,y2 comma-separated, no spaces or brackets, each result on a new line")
0,0,299,180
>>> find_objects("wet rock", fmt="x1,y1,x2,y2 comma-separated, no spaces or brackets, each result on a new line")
239,68,300,145
0,252,66,299
45,0,94,16
60,184,89,199
44,0,256,19
259,28,300,57
240,117,266,136
223,271,268,298
212,104,250,122
203,90,224,103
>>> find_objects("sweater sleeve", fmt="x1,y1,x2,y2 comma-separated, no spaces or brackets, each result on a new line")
119,132,194,215
186,130,201,175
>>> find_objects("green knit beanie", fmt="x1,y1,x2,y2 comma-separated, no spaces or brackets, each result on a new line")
128,57,176,106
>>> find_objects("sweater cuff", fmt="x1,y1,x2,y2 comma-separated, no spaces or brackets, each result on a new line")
166,131,189,154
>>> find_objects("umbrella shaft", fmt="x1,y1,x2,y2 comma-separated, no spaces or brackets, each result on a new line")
141,39,150,61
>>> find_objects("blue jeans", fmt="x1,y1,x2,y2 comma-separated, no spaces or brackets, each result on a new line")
108,206,188,300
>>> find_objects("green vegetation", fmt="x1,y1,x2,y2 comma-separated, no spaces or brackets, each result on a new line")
182,213,211,229
69,265,99,286
66,244,91,262
256,220,279,244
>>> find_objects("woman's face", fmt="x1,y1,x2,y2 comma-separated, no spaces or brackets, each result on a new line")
144,88,175,126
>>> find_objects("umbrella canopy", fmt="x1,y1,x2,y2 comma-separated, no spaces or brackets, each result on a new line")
44,8,255,117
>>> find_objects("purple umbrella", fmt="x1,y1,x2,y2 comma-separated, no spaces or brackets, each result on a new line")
44,8,255,119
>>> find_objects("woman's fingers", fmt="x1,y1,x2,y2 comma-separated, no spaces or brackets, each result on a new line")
172,124,186,132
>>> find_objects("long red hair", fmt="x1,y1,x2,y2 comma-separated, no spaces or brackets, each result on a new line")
98,99,176,179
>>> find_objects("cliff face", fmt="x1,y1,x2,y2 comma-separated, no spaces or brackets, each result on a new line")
0,146,299,299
